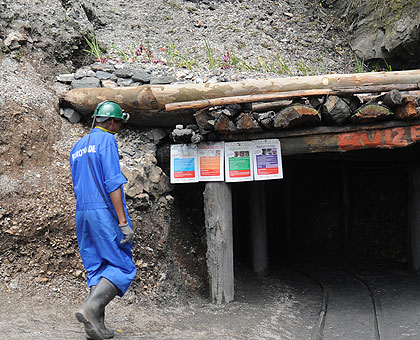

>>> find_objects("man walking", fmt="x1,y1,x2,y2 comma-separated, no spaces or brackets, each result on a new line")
70,101,136,339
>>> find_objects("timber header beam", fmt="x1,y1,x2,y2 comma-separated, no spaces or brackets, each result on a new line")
219,120,420,156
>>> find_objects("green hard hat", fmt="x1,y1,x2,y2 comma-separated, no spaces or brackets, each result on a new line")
92,101,130,122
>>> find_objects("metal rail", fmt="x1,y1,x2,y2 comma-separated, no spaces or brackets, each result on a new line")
289,260,381,340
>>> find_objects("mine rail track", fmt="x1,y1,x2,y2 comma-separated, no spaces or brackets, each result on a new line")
290,260,381,340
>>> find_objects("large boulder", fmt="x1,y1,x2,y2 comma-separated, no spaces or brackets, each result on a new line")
0,0,96,67
324,0,420,68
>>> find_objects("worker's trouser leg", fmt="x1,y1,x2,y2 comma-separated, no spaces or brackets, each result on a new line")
75,208,136,296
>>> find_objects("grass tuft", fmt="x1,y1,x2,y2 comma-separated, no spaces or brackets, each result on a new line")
83,34,105,63
354,55,366,73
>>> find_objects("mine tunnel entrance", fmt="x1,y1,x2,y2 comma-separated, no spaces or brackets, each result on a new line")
232,144,420,272
168,141,420,303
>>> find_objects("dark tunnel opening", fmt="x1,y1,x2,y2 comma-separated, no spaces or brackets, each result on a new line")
232,144,420,272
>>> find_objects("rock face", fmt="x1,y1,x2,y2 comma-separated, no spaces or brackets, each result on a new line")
0,0,95,65
325,0,420,67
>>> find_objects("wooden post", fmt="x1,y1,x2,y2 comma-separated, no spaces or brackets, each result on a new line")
409,167,420,271
250,182,269,276
204,182,234,303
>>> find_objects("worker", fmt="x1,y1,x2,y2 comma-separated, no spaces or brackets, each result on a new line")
69,101,136,340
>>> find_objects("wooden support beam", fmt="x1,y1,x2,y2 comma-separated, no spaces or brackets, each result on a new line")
62,70,420,127
166,89,332,111
164,84,420,112
219,121,420,155
64,71,420,112
357,91,420,104
250,182,269,276
204,182,234,304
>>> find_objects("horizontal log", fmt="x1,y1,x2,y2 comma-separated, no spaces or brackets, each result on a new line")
365,89,402,107
281,124,420,155
383,90,402,107
165,84,420,112
330,83,420,95
358,93,420,104
251,100,293,112
274,104,320,129
321,96,352,125
166,89,333,111
235,112,263,132
350,104,394,123
214,114,237,133
62,70,420,127
395,98,419,120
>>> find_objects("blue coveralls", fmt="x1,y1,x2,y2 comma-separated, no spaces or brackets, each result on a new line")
70,128,136,296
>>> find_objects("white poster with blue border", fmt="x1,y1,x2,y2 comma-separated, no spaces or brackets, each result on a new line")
170,144,199,184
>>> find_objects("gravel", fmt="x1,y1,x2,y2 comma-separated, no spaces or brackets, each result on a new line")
87,0,354,77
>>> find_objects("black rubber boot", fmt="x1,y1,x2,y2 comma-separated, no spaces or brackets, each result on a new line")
75,278,120,340
89,285,115,339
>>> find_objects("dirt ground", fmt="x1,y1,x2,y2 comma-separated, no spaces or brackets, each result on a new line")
3,260,420,340
0,265,321,340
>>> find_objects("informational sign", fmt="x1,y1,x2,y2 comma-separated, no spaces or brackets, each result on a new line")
252,139,283,181
170,144,199,184
198,142,225,181
224,141,254,182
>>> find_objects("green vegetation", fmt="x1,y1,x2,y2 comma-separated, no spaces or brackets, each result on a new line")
165,42,198,69
110,44,131,63
83,34,104,62
167,1,182,9
383,58,392,72
368,58,394,72
80,38,354,76
274,54,293,76
204,39,217,70
354,55,366,73
295,59,315,76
